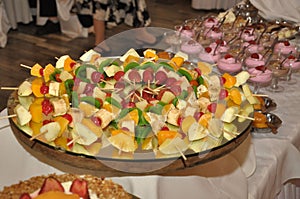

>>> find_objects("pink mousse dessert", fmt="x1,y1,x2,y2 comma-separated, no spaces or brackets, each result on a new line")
203,17,219,28
176,25,195,38
199,46,221,63
209,39,229,54
244,53,266,68
242,40,264,54
248,65,272,84
217,54,242,73
241,28,257,42
181,40,203,55
204,27,223,40
282,55,300,70
274,41,297,55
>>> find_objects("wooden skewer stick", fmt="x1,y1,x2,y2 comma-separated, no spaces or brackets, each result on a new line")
175,145,187,161
20,64,32,70
30,130,48,141
1,87,18,90
67,136,80,147
234,114,255,121
0,114,17,120
253,94,269,97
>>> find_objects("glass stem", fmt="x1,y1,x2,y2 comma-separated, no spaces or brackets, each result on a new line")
271,77,279,89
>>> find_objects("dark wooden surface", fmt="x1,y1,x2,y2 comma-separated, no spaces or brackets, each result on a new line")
0,0,218,111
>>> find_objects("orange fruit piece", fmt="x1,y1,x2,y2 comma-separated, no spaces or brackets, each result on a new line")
170,56,184,70
157,130,179,146
31,77,44,98
222,73,236,89
129,109,139,125
30,121,43,136
30,63,43,77
198,113,212,128
29,103,43,123
43,64,55,82
64,57,76,72
53,116,69,137
229,88,242,105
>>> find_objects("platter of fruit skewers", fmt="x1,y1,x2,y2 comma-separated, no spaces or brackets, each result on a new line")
4,47,262,175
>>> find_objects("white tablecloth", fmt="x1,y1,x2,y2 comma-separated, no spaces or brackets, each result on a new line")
191,0,242,10
1,76,300,198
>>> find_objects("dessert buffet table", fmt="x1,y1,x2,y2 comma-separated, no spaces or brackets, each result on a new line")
1,74,300,199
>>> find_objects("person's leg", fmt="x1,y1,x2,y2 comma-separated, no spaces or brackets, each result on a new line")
93,18,105,46
36,0,60,35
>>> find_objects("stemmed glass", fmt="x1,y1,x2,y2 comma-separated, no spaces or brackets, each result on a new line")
265,59,288,93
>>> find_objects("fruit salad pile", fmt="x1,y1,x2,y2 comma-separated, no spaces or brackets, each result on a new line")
11,48,259,159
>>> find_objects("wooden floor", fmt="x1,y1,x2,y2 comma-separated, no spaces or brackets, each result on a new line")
0,0,218,111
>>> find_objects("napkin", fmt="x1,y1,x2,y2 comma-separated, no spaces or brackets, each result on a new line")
250,0,300,24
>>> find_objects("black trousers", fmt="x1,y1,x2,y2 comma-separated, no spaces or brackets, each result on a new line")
39,0,58,17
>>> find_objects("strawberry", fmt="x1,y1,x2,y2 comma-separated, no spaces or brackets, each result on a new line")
205,47,212,53
224,54,233,59
38,177,64,194
283,41,290,46
251,53,259,59
19,193,32,199
70,179,90,199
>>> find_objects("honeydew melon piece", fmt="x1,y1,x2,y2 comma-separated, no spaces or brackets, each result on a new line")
187,122,208,141
15,104,32,126
159,137,189,155
18,80,32,96
221,106,239,123
40,122,61,142
72,123,98,145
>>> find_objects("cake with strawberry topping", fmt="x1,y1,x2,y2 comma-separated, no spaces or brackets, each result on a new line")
198,46,221,63
0,174,132,199
274,40,297,55
244,53,266,68
248,65,272,84
217,54,242,74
